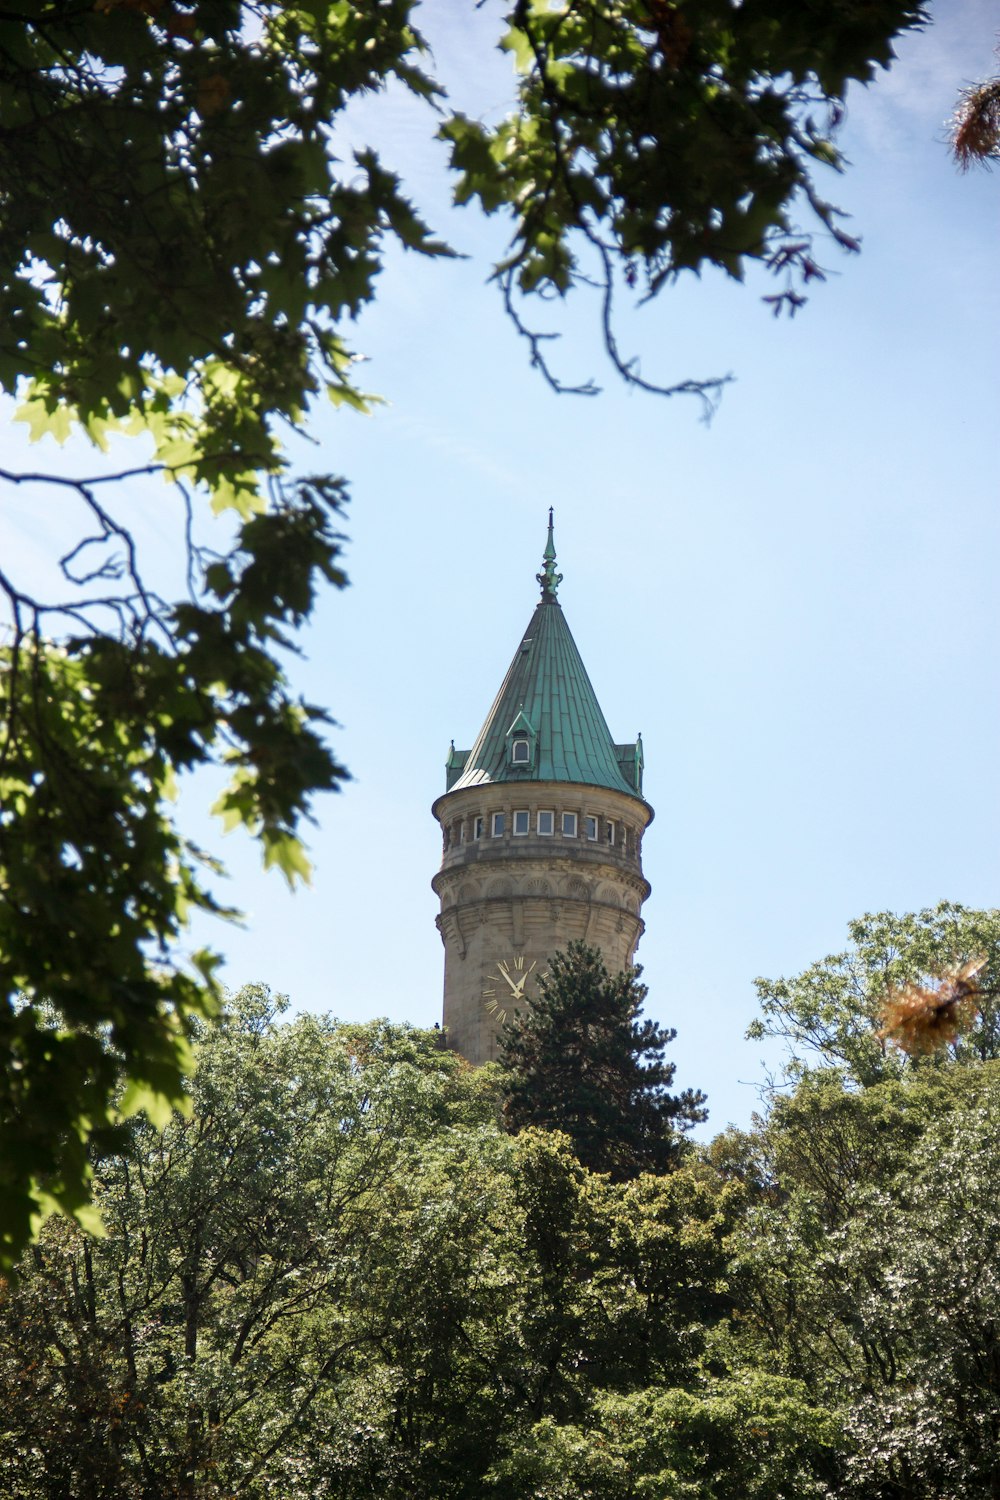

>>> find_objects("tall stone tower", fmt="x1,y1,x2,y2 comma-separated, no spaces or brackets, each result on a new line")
432,514,653,1065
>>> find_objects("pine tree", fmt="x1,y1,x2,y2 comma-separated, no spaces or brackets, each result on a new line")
497,943,706,1179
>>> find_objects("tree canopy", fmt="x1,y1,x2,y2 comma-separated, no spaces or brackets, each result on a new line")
4,905,1000,1496
0,989,742,1499
725,1062,1000,1498
748,901,1000,1088
0,1,937,1263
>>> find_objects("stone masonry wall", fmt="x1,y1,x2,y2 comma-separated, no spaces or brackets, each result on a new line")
432,781,652,1065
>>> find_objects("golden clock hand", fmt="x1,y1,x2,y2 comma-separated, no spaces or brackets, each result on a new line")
497,961,520,994
511,960,536,998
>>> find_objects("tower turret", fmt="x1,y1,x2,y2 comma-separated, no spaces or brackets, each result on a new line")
432,518,653,1064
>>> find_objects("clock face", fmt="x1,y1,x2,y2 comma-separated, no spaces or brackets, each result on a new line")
482,953,537,1025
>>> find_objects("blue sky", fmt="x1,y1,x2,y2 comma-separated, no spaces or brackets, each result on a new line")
5,1,999,1133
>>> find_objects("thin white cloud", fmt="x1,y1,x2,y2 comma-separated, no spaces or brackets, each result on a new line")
848,0,998,155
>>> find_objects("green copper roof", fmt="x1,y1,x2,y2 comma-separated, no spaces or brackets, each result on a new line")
447,519,643,797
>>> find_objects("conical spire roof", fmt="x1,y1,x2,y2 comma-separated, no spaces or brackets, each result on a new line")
447,516,642,797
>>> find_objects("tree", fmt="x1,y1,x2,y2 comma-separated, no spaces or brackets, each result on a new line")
484,1134,837,1500
0,0,446,1267
0,486,350,1267
730,906,1000,1497
0,989,501,1498
498,942,706,1177
486,1376,840,1500
728,1063,1000,1499
748,901,1000,1089
0,1,933,1264
0,990,745,1499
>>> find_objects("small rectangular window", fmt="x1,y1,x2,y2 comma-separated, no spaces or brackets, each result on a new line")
511,737,530,764
513,809,529,835
606,820,616,846
491,812,505,837
562,812,578,837
584,815,598,841
474,816,484,840
537,810,554,835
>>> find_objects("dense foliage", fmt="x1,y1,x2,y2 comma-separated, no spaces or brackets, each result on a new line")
0,988,744,1499
727,1067,1000,1499
0,0,441,1262
3,905,1000,1496
498,941,707,1177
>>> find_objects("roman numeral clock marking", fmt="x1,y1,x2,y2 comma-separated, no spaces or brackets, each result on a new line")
482,953,537,1025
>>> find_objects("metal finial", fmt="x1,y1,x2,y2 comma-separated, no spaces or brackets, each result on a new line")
536,508,563,602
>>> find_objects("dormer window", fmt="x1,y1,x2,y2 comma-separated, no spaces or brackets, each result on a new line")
505,708,536,770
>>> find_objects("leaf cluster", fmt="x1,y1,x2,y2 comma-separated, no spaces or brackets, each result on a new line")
0,1,447,494
0,1,447,1262
0,474,349,1264
443,0,928,405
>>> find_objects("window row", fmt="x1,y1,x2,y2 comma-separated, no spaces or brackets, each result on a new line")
444,810,636,852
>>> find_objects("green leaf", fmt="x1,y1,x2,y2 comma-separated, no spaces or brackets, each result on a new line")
15,393,75,445
119,1080,178,1130
263,832,313,889
71,1201,108,1239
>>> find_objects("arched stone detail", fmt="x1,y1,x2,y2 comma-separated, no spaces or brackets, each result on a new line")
487,876,514,898
438,909,467,959
566,876,590,902
458,881,479,904
595,884,620,907
524,876,552,897
437,880,458,911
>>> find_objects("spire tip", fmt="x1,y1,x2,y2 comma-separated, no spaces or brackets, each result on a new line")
537,510,562,602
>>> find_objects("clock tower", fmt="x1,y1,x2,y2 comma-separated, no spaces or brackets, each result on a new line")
432,514,653,1065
